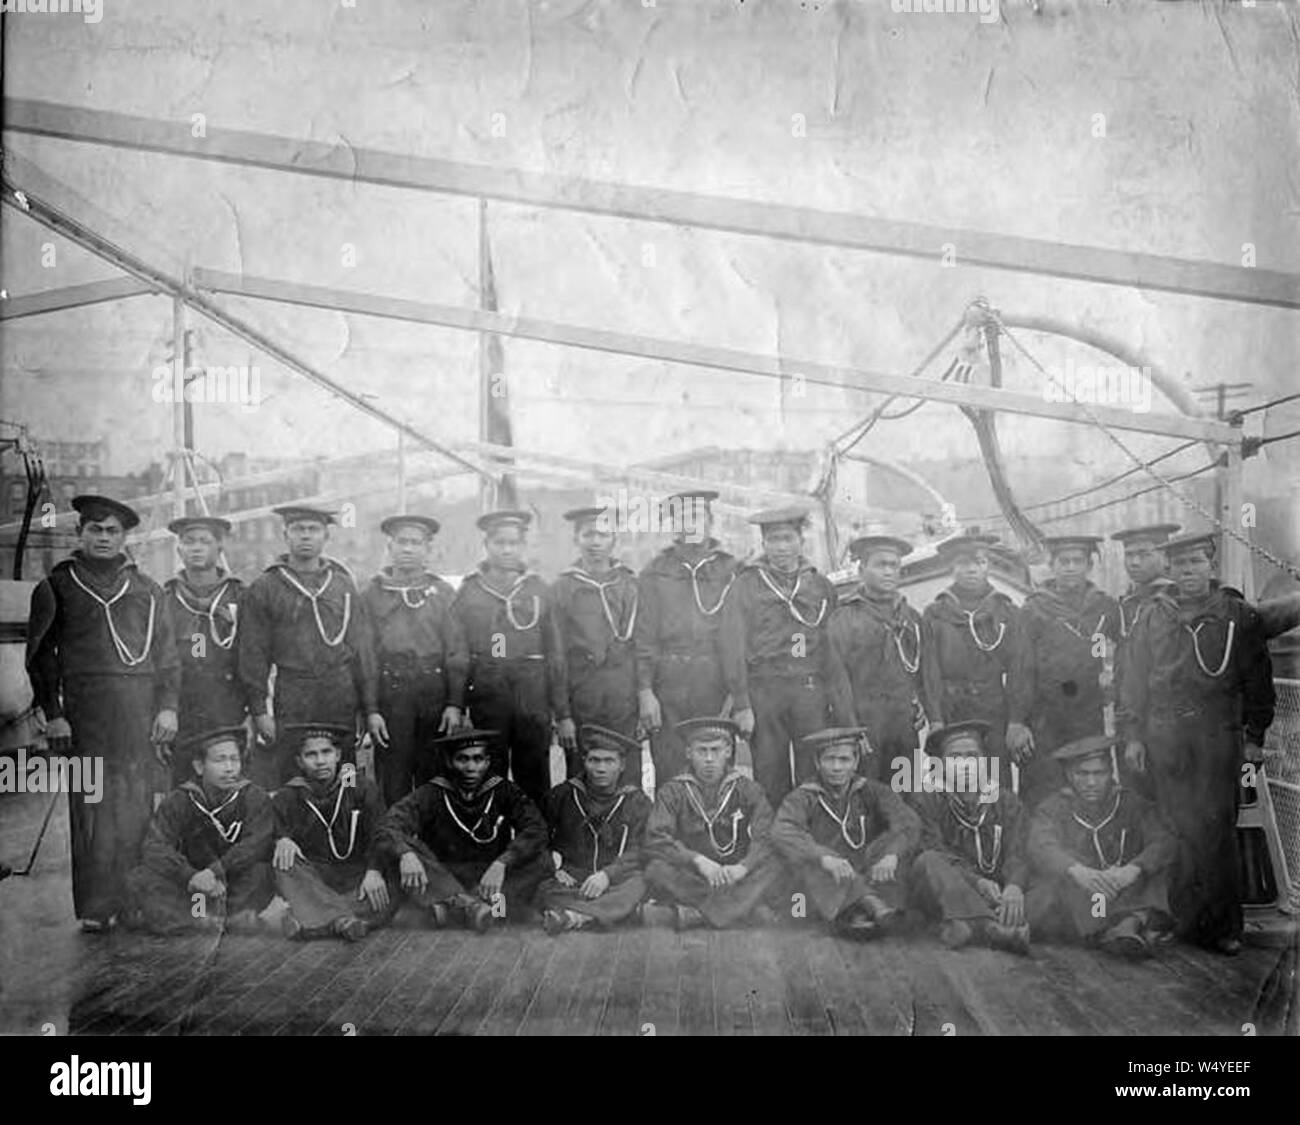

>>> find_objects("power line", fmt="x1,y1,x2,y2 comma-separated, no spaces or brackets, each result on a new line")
1036,461,1219,524
1233,391,1300,418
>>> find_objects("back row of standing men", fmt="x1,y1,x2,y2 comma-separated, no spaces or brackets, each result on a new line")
27,489,1285,953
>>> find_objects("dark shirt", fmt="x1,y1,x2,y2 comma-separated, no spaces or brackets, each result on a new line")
272,770,387,873
646,770,775,869
362,569,469,707
911,788,1029,888
139,779,273,885
773,776,920,870
1028,786,1175,878
542,777,651,882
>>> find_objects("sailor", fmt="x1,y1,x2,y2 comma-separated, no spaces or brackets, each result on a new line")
124,726,274,935
908,721,1030,953
164,515,248,787
771,728,919,940
634,490,738,786
827,534,925,783
1019,534,1121,808
919,532,1033,774
364,514,468,806
451,510,567,805
643,717,781,930
721,505,853,807
1025,734,1176,958
26,494,180,932
538,725,651,934
1119,532,1274,955
238,506,380,787
272,723,398,942
377,728,550,931
549,506,642,787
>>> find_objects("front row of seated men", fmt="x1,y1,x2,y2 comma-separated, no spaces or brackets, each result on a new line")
123,715,1175,959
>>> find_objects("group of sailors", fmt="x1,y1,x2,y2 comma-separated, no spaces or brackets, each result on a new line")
23,488,1289,958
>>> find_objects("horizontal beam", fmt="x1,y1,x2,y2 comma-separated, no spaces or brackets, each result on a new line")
7,98,1299,311
0,276,156,320
193,268,1241,445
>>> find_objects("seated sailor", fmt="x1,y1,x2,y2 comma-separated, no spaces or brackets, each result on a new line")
1026,733,1175,958
643,716,782,931
272,722,398,942
772,728,919,940
124,726,273,934
538,724,652,934
908,720,1030,953
377,728,549,931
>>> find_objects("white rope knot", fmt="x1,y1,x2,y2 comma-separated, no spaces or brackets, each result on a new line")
480,574,541,631
758,568,827,629
569,570,638,642
817,793,868,851
276,566,351,647
681,554,734,617
306,785,361,861
174,581,237,650
684,779,744,857
188,789,243,844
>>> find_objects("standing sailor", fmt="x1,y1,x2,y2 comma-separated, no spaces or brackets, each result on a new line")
1019,534,1121,808
1119,532,1274,954
550,505,642,786
164,515,248,787
722,506,853,808
26,495,180,932
238,506,381,787
827,535,925,782
452,510,566,805
920,532,1033,772
364,514,468,806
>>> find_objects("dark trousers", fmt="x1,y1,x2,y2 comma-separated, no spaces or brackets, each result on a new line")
466,659,552,805
538,872,647,925
566,653,641,787
647,652,727,786
64,674,167,922
1025,870,1170,941
376,662,448,807
909,849,1001,924
125,861,274,934
749,670,831,808
858,696,919,784
403,840,549,920
644,855,781,928
276,858,399,934
1145,712,1243,945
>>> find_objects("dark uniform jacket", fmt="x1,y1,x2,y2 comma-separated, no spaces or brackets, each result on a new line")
27,552,180,717
362,569,469,705
646,770,775,869
633,541,737,691
549,561,640,669
273,769,387,875
827,587,924,730
451,567,568,717
543,777,650,882
719,557,852,716
377,775,547,871
1119,583,1275,744
920,585,1032,726
773,777,920,869
912,789,1029,888
238,557,378,714
164,570,247,736
139,779,274,885
1028,787,1175,878
1020,580,1120,739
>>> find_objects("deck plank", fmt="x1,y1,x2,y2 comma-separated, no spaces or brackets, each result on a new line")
518,931,589,1035
436,933,527,1035
711,930,757,1036
565,929,623,1035
389,932,487,1035
676,931,716,1036
479,932,560,1035
366,930,462,1033
596,926,650,1037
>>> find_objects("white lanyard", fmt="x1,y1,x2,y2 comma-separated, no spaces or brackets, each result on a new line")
962,609,1006,653
892,620,921,674
569,570,638,642
306,786,360,861
1072,791,1126,868
480,574,541,631
684,779,744,858
444,789,503,843
276,566,351,647
758,568,828,629
188,789,243,844
572,788,630,873
69,566,156,667
1056,613,1106,644
380,581,434,609
1186,619,1235,678
681,554,734,617
949,799,1002,875
816,793,867,851
174,581,237,650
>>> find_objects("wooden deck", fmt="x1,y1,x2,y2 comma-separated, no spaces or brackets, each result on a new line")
2,790,1295,1037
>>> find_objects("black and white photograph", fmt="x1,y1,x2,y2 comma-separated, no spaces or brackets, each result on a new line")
0,0,1298,1066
